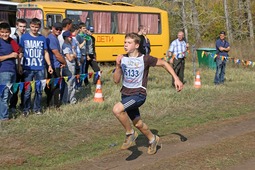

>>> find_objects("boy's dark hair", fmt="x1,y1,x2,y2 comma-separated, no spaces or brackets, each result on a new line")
125,33,141,45
62,18,72,28
0,22,11,32
30,18,41,27
70,24,79,33
16,19,27,25
78,22,86,29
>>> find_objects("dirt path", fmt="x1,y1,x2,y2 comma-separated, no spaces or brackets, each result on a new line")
63,113,255,170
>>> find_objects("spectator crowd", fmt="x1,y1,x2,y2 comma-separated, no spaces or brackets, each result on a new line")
0,17,101,120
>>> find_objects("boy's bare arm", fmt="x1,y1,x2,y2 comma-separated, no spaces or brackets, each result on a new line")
44,50,53,74
113,55,123,84
17,53,23,75
0,52,18,62
52,49,67,66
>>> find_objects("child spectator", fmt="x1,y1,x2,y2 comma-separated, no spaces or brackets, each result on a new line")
84,26,100,85
113,33,183,154
19,18,53,116
9,19,27,114
70,24,81,75
0,22,19,120
76,22,87,86
138,25,151,55
62,30,77,104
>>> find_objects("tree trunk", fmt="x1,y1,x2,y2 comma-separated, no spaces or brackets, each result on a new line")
245,0,254,44
223,0,233,43
238,0,244,38
178,0,188,42
190,0,201,44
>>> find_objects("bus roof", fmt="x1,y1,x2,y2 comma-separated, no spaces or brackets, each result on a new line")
17,1,166,13
0,1,19,6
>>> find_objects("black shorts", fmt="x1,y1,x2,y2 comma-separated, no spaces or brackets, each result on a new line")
121,94,146,120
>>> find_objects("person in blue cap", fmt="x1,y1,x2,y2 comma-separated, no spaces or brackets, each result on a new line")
62,30,77,104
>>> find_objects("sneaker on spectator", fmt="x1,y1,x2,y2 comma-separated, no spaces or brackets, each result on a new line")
1,118,10,121
121,131,138,150
70,98,77,104
22,112,29,117
147,135,160,155
35,111,43,115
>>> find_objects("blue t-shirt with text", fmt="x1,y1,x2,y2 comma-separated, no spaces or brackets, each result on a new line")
19,33,47,70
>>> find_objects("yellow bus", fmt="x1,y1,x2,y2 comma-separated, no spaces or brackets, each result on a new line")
17,0,169,62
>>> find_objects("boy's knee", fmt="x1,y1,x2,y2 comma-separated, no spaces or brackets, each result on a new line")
112,103,124,116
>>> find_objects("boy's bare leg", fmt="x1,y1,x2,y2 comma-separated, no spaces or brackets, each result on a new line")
113,102,139,150
132,117,154,141
113,102,133,133
133,117,159,154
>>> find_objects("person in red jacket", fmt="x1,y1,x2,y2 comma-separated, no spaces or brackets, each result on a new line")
0,22,19,120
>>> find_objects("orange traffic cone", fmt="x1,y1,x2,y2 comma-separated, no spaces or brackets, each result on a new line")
194,71,201,89
93,78,104,102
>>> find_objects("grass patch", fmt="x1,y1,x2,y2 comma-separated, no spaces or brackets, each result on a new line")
1,60,255,169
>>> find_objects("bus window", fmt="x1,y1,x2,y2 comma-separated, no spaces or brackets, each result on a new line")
17,9,25,18
66,10,88,24
17,9,43,26
46,14,62,28
111,12,118,34
93,12,111,33
25,9,43,19
140,13,160,34
117,13,138,34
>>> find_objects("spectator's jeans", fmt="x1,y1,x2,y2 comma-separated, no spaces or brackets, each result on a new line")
61,61,76,104
23,70,45,113
214,58,226,84
80,56,87,74
0,72,16,120
77,55,86,87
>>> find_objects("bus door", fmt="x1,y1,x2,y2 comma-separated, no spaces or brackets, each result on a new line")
46,14,62,28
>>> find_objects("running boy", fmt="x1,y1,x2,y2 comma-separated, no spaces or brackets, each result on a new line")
113,33,183,155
